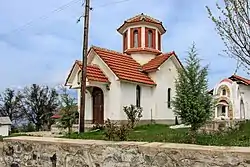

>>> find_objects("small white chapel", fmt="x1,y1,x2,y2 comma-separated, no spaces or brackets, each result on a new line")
65,13,183,125
209,75,250,120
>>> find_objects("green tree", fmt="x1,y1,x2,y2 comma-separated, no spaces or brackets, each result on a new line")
57,86,78,134
172,44,214,142
206,0,250,71
0,88,24,126
20,84,59,131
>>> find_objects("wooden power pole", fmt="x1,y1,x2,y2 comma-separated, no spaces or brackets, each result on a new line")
79,0,91,133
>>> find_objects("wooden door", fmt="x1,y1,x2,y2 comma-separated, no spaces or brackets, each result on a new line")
92,87,104,124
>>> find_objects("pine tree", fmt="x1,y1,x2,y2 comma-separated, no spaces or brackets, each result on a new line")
172,44,214,141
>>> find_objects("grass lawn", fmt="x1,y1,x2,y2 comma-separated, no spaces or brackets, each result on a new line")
63,121,250,147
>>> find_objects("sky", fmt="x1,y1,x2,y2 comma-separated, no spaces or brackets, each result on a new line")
0,0,247,92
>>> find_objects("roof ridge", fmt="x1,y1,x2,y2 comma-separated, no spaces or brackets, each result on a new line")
126,13,161,23
163,51,175,56
231,74,250,81
91,45,129,57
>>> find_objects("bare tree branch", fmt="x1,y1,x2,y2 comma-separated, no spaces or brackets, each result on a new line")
206,0,250,71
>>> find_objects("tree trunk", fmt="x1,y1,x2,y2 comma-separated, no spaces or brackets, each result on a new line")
68,127,72,134
189,127,197,144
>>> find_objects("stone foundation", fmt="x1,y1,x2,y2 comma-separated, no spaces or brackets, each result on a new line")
199,119,245,133
1,136,250,166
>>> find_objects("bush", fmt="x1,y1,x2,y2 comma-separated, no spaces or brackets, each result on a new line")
115,123,130,141
123,104,142,129
103,119,130,141
104,119,117,141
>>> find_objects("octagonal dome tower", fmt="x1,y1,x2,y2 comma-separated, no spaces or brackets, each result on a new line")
117,13,166,59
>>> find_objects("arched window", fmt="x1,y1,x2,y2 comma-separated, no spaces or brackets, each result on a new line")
133,29,138,48
136,85,141,107
167,88,171,108
77,70,82,84
222,89,226,96
148,30,153,48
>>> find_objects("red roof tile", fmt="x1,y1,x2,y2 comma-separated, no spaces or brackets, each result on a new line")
126,13,162,24
92,46,156,85
220,78,233,84
142,52,174,72
117,13,166,34
76,61,109,83
229,75,250,85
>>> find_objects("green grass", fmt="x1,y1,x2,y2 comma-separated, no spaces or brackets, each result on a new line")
63,121,250,147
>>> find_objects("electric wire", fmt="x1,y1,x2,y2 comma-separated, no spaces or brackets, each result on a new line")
93,0,132,9
1,0,82,37
1,0,133,36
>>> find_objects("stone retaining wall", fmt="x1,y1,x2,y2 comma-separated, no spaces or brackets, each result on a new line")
1,136,250,167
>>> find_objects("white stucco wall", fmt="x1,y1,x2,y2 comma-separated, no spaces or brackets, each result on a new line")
148,57,179,121
91,54,121,121
71,50,122,122
0,125,10,136
131,53,155,65
238,85,250,119
120,82,153,120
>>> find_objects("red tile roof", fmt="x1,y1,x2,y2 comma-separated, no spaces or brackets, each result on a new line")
220,78,233,84
117,13,166,34
76,61,109,83
92,46,156,85
126,13,162,24
229,75,250,85
142,52,175,72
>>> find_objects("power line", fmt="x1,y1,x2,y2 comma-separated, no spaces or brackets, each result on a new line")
93,0,132,9
1,0,81,37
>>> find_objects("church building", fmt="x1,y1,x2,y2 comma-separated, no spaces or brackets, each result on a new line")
65,13,183,124
209,75,250,120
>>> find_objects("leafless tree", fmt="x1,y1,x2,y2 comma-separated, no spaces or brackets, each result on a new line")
206,0,250,71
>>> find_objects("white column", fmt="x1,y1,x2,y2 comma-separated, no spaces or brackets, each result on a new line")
155,29,158,50
141,26,145,48
127,28,130,49
225,106,228,119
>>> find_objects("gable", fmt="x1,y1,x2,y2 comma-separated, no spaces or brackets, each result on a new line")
90,49,118,82
159,55,182,71
142,52,183,73
65,61,79,86
64,60,109,88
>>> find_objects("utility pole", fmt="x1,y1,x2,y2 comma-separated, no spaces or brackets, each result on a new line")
79,0,91,133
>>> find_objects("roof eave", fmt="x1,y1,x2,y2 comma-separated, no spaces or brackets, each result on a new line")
119,78,156,87
64,61,79,86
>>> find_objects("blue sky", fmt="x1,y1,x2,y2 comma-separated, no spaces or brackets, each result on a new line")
0,0,247,91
